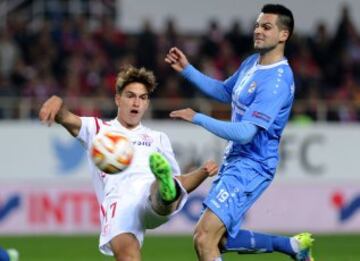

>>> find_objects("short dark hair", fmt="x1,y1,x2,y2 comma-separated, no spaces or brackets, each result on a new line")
261,4,294,39
115,66,157,94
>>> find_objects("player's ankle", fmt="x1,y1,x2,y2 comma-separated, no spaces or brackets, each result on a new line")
159,180,181,204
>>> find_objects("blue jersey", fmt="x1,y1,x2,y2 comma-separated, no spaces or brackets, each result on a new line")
182,53,295,236
225,54,294,178
182,53,295,179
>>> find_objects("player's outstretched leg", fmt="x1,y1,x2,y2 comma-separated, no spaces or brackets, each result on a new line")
222,229,314,260
149,152,176,202
292,232,314,261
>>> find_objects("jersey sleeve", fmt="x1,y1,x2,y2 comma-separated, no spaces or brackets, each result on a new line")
242,76,291,130
193,113,258,143
157,132,181,176
76,117,98,150
181,64,238,103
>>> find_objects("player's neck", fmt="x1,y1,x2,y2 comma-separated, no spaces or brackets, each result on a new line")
258,47,285,65
116,117,141,130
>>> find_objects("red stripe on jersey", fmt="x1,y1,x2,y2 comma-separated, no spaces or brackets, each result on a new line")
94,117,100,134
102,119,111,126
100,204,106,217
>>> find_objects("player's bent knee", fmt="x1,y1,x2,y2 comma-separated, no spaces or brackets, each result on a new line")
193,227,211,250
111,233,141,261
113,246,140,261
113,251,139,261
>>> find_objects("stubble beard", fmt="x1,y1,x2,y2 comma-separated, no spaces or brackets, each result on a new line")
254,43,277,55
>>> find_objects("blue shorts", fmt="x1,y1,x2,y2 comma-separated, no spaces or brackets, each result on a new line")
203,160,271,238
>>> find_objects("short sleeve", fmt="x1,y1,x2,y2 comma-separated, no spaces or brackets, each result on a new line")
76,117,98,150
158,132,181,176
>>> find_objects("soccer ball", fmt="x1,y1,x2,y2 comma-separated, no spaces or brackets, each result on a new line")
90,131,134,174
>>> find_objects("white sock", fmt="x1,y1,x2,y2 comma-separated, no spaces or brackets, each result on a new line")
213,256,223,261
290,237,300,253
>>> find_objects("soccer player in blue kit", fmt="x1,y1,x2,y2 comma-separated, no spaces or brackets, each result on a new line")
165,4,314,261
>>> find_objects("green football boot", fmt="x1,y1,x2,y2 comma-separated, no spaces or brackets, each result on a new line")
149,152,177,202
292,232,315,261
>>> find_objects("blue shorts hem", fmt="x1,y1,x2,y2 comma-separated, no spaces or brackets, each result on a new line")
203,199,233,236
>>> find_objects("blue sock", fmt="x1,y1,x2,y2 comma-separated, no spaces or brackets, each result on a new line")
223,229,296,256
272,235,296,256
0,247,9,261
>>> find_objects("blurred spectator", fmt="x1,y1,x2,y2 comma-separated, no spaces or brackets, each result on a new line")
0,3,360,122
0,31,20,77
200,19,223,58
94,16,126,60
225,20,252,57
291,43,322,99
309,23,332,78
136,19,157,70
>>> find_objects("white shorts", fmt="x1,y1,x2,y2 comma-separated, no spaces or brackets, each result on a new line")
99,177,188,256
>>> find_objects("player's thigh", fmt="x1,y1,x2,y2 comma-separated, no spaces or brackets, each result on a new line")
110,233,141,261
194,208,227,244
204,167,271,238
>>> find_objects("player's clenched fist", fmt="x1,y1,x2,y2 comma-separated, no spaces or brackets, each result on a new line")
202,160,219,177
165,47,189,72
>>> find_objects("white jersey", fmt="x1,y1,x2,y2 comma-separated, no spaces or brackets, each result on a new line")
76,117,181,204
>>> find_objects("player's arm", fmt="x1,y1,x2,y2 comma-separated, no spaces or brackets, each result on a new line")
176,160,218,193
170,108,258,144
39,95,81,137
165,47,235,103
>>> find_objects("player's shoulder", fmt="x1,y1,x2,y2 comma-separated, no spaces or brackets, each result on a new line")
80,116,114,133
278,62,294,83
265,60,294,83
242,53,259,67
140,125,171,144
140,125,168,138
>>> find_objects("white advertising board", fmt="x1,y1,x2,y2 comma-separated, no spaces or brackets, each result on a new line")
0,121,359,182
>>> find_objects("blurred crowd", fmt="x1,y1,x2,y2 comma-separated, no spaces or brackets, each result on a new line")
1,3,360,122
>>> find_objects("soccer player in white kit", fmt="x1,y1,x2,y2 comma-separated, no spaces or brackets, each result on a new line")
39,66,218,261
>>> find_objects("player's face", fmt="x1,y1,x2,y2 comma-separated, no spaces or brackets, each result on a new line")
115,82,150,129
253,13,287,53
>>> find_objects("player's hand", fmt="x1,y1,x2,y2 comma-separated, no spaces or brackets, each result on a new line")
202,160,218,177
169,108,196,122
165,47,189,72
39,95,63,126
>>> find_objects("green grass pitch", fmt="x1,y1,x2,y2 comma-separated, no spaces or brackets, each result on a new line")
1,234,360,260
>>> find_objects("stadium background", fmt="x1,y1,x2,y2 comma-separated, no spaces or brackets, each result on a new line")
1,0,360,260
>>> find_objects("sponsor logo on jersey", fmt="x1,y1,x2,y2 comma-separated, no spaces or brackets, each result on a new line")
133,133,153,147
252,111,271,122
248,81,256,93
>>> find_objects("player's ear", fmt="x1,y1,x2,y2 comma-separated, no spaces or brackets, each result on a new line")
279,29,289,42
114,93,121,106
